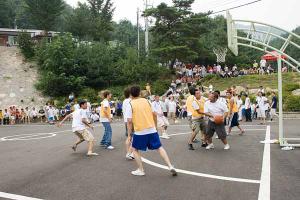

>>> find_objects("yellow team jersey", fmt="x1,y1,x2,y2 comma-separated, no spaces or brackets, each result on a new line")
186,95,195,114
192,98,205,118
130,98,156,132
100,100,111,118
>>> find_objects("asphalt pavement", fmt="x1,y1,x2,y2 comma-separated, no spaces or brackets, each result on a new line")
0,119,299,200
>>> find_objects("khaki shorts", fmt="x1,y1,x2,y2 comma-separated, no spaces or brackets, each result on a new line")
168,112,176,119
157,116,169,127
74,129,94,142
192,118,207,141
191,118,207,135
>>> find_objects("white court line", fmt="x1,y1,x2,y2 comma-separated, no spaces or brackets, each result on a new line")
0,192,43,200
258,125,271,200
169,124,267,127
0,125,102,142
167,129,266,137
142,157,260,184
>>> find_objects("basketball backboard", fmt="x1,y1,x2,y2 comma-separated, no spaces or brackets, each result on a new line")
227,11,238,56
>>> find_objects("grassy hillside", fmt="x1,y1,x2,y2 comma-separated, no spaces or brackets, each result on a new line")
201,73,300,91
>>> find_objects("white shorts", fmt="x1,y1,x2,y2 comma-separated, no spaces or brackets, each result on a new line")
157,116,169,127
257,108,266,118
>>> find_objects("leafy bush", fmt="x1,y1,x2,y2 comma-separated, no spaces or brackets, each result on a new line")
152,79,171,96
284,95,300,111
284,83,300,93
78,88,98,102
17,31,35,59
201,74,219,82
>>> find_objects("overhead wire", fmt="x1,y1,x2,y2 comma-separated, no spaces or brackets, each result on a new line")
210,0,263,15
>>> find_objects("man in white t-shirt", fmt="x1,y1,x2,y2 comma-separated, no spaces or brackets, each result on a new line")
90,111,100,122
30,107,38,121
123,88,134,160
204,92,230,150
216,64,222,73
161,96,168,117
152,95,170,139
256,92,268,124
167,96,177,124
48,105,55,123
236,95,243,121
244,94,252,122
58,100,98,156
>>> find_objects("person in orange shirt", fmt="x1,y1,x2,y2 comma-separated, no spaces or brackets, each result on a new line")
125,86,177,176
227,91,245,135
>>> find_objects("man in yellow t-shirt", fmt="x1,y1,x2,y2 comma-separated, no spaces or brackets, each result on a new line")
100,90,114,150
188,89,208,150
125,86,177,176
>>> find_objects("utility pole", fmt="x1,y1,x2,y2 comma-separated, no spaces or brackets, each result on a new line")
144,0,149,55
137,7,140,59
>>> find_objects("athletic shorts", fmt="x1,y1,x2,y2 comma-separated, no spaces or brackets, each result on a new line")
74,129,94,142
206,120,227,140
132,132,162,151
157,116,169,127
191,118,207,135
48,117,54,121
229,112,239,128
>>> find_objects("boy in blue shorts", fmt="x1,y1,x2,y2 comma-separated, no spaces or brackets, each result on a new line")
125,86,177,176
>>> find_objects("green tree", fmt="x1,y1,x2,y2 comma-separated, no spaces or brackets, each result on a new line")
66,3,92,40
24,0,65,33
17,31,35,59
145,0,210,66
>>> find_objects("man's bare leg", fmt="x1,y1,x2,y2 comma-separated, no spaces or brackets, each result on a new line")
133,149,144,171
157,147,172,168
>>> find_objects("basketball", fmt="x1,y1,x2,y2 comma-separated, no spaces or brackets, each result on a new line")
214,115,224,125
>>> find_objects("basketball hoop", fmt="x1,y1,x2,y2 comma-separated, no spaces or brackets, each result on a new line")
213,47,228,63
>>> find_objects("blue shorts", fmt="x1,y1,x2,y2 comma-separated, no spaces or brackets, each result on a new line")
48,117,54,121
132,132,162,151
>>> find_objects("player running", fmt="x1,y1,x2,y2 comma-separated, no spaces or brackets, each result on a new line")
125,86,177,176
58,100,98,156
204,92,230,150
226,91,245,135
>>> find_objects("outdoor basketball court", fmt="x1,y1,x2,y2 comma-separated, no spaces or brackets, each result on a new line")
0,120,299,200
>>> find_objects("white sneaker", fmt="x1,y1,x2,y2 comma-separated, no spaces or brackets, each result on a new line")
126,153,134,160
215,135,219,139
161,133,170,139
206,143,214,150
224,144,230,150
131,169,145,176
87,152,99,156
106,145,115,150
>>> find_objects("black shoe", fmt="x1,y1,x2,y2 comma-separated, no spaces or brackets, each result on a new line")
201,143,208,147
188,144,195,150
71,145,77,152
